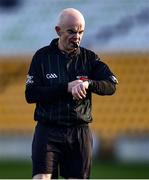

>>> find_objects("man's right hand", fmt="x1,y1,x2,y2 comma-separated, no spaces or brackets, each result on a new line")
68,80,83,93
68,80,89,100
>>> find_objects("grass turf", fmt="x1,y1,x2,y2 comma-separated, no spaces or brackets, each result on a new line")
0,160,149,179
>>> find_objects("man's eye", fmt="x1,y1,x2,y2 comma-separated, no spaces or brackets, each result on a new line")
79,31,83,35
67,30,75,34
67,30,84,35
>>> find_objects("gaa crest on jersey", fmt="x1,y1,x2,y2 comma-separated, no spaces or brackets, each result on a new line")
26,74,34,85
46,73,58,79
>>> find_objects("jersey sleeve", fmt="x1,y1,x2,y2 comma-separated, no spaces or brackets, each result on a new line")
89,54,118,95
25,53,68,103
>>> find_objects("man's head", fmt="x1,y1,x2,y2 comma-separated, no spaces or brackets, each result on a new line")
55,8,85,53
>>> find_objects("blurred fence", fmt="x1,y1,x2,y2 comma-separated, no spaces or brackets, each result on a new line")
0,0,149,54
91,53,149,141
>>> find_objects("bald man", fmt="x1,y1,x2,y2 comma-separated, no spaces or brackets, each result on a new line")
25,8,118,179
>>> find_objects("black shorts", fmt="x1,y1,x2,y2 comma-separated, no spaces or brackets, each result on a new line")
32,122,93,179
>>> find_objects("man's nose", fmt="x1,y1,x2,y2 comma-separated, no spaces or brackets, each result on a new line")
73,32,80,39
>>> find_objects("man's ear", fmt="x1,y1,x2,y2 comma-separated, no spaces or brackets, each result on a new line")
55,26,61,36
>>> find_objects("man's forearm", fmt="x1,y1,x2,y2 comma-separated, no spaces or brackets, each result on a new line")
88,80,116,95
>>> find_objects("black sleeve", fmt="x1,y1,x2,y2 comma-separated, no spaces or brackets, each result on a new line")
25,53,68,103
89,54,118,95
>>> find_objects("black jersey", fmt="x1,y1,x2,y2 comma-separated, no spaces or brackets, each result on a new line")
25,38,117,126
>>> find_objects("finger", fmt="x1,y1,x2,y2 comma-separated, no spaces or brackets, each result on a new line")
73,87,83,99
72,87,81,100
78,89,86,98
75,84,86,98
76,89,83,99
76,86,86,99
79,83,87,95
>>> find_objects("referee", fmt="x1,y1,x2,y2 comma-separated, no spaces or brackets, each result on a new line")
25,8,118,179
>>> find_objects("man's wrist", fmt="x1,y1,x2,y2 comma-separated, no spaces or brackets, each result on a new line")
87,79,92,86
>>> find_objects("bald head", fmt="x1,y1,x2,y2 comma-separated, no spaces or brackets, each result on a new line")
55,8,85,53
57,8,85,28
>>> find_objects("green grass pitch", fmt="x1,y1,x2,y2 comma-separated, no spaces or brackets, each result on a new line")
0,160,149,179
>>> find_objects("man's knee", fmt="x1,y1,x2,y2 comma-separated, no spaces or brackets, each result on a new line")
33,173,52,179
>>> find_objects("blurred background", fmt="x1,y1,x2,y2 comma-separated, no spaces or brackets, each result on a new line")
0,0,149,178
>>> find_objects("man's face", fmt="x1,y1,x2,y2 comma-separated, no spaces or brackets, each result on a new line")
57,22,84,52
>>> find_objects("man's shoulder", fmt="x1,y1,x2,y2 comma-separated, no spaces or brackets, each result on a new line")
35,38,58,56
35,45,51,56
31,45,51,64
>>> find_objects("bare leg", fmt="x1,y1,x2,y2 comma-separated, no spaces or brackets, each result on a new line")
33,173,52,179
